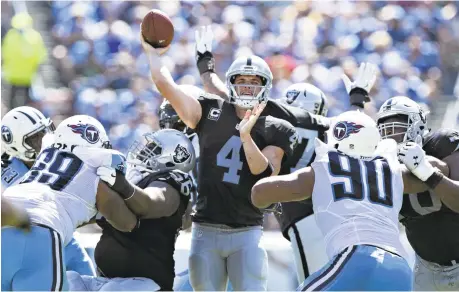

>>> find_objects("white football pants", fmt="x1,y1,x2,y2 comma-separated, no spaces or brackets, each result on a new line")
287,215,328,285
189,222,268,291
413,254,459,291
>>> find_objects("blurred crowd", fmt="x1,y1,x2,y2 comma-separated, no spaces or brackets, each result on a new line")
2,1,459,229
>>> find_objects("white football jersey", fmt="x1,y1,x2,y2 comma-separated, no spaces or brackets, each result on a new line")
311,139,407,260
2,145,125,245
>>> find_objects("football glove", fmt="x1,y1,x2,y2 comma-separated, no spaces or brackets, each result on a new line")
398,136,434,181
195,25,215,74
342,62,378,107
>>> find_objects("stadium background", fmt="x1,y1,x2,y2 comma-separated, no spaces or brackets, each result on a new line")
1,1,459,290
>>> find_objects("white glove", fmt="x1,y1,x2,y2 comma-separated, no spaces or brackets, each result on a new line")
342,62,378,94
398,136,435,181
126,167,150,185
195,25,213,55
97,166,117,186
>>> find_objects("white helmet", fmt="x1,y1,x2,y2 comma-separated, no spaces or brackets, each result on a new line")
327,111,381,158
127,129,196,173
54,115,111,149
226,55,273,109
376,96,428,143
280,83,328,116
1,106,55,161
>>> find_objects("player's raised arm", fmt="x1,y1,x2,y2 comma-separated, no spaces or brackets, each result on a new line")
399,140,459,213
342,62,378,110
251,166,315,209
195,26,229,100
140,34,202,129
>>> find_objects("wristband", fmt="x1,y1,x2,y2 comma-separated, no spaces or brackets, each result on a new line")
197,51,216,75
425,170,444,190
350,87,370,108
112,170,136,200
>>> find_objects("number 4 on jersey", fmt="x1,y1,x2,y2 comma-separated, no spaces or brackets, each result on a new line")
216,136,243,184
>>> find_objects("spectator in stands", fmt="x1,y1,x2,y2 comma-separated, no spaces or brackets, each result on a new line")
2,12,46,110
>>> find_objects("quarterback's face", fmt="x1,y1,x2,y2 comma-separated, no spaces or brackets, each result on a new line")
378,116,407,144
234,75,263,96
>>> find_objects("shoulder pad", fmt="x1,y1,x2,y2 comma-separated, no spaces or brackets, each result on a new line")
157,170,195,197
423,129,459,159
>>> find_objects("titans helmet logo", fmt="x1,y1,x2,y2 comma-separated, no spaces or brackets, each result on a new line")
173,144,191,164
1,126,12,144
67,124,100,144
333,121,365,141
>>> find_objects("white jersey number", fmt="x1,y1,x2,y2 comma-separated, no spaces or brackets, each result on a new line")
290,128,318,172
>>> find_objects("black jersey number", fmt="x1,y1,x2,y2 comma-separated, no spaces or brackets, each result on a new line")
216,136,243,184
327,152,393,207
21,147,83,191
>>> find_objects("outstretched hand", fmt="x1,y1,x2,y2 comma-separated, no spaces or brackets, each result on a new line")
140,28,171,56
238,101,267,138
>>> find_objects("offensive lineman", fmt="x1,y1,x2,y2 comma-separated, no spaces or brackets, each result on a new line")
377,96,459,291
93,129,197,291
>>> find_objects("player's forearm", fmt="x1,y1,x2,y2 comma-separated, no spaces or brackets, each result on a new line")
431,176,459,213
120,187,152,218
200,72,229,100
240,134,269,175
147,54,201,129
251,170,312,208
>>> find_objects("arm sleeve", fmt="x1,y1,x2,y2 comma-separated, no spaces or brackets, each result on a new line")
264,117,299,159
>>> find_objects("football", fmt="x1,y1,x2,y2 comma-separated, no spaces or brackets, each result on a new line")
141,9,174,48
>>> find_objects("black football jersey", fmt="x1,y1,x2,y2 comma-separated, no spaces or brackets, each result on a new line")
264,100,331,237
400,128,459,265
191,95,297,227
95,170,195,291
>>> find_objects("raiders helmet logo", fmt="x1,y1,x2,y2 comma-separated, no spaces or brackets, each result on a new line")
382,98,398,111
173,144,191,163
333,121,365,141
286,89,301,104
68,124,100,144
1,126,13,144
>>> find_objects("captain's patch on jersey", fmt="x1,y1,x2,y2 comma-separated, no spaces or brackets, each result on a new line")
173,144,191,163
207,108,222,121
1,126,13,144
333,121,364,141
68,124,100,144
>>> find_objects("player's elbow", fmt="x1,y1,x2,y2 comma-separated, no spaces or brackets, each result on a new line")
251,180,271,209
109,217,137,233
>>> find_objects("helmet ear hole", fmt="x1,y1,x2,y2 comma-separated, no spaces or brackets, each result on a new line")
165,162,175,168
